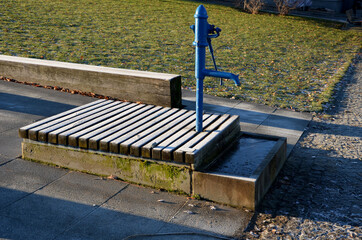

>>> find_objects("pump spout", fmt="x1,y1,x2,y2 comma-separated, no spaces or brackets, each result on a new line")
203,69,240,86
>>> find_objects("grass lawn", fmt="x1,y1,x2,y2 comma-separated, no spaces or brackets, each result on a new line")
1,0,361,111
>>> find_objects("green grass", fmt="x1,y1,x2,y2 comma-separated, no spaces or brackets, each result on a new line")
1,0,361,111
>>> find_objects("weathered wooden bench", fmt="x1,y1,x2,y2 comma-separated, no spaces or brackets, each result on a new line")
0,55,181,108
20,100,240,193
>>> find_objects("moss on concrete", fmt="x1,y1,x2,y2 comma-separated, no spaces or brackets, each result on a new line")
22,140,191,194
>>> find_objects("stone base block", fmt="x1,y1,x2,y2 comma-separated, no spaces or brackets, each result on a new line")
193,133,287,210
22,139,191,194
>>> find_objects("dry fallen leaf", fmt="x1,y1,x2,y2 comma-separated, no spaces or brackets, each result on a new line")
107,174,118,180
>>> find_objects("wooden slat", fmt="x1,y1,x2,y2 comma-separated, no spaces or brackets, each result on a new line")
129,110,195,157
48,101,124,144
140,113,197,159
173,114,230,163
56,102,130,145
160,114,220,161
87,105,162,150
118,109,189,155
28,100,112,141
36,101,119,142
108,108,179,153
67,102,140,147
18,99,106,138
185,115,240,165
95,106,166,151
76,104,149,148
151,114,214,160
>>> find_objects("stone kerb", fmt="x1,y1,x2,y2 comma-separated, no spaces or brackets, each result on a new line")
0,55,182,108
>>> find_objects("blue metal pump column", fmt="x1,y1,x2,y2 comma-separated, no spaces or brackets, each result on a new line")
191,5,241,132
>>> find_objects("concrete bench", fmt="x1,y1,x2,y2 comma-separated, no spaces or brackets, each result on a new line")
0,55,181,108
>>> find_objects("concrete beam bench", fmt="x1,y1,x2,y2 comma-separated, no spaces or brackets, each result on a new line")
0,55,181,108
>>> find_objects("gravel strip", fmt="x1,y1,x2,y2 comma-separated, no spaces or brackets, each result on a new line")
239,56,361,239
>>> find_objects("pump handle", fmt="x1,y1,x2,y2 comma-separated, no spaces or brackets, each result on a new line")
207,24,221,39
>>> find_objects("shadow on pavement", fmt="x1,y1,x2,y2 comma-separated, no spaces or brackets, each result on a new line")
0,92,77,117
0,187,225,240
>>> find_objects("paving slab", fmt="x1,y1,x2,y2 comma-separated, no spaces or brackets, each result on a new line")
0,158,67,208
103,184,187,221
55,206,169,240
0,92,77,117
169,199,252,236
0,110,42,132
0,190,100,240
226,108,271,125
0,80,95,110
0,155,13,165
0,129,23,158
35,171,128,205
254,125,303,155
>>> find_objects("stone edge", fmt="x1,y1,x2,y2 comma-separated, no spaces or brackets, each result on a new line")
0,55,182,108
192,132,287,210
22,139,191,194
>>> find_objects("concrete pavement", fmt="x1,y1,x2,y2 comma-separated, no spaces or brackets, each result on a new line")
0,79,311,239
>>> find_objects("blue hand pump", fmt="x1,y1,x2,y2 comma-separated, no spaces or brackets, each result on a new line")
191,5,240,132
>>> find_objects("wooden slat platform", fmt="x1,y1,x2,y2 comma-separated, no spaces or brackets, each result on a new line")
19,100,240,167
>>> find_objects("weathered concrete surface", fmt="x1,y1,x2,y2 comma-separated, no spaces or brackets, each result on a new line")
193,134,287,210
22,140,192,194
0,55,181,108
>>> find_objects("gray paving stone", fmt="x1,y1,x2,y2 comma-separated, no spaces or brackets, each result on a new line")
252,125,302,156
182,89,240,109
170,199,252,236
232,101,276,113
271,108,312,120
182,90,239,114
260,113,311,132
55,205,220,240
0,129,22,158
227,108,270,125
0,80,95,107
0,159,67,207
0,215,52,240
103,185,187,221
35,171,128,206
0,110,42,132
0,91,79,118
0,191,98,239
0,155,13,165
